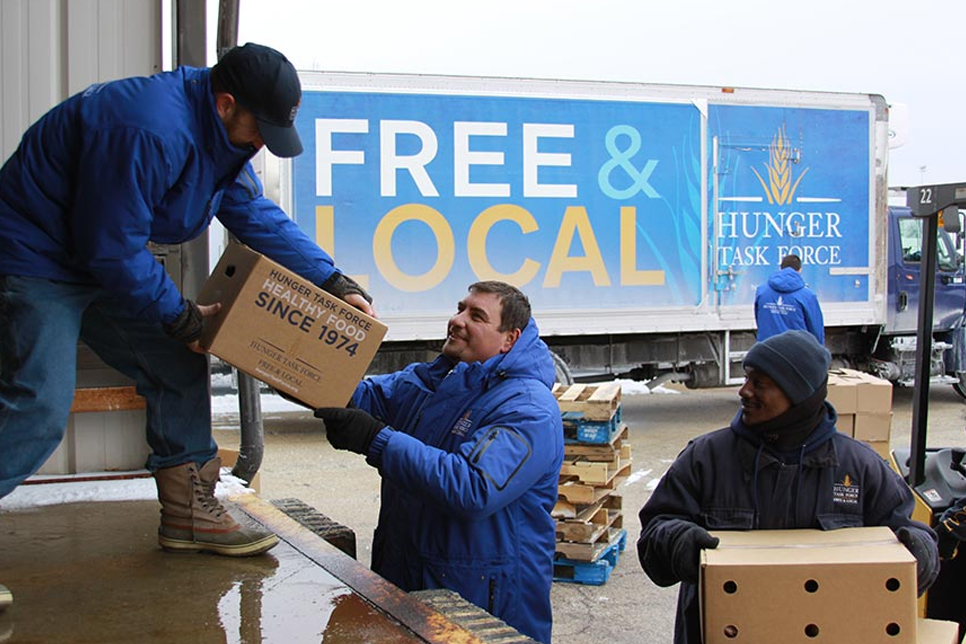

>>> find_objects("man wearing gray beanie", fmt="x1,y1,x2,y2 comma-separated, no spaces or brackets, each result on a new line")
637,330,940,644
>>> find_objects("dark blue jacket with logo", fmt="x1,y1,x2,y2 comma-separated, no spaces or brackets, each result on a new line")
754,267,825,343
637,404,937,644
355,319,565,644
0,66,337,324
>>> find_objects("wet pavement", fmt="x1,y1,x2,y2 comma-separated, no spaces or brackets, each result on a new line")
215,382,966,644
1,382,962,644
0,496,476,644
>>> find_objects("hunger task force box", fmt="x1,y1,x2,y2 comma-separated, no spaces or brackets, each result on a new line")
198,244,387,408
700,527,918,643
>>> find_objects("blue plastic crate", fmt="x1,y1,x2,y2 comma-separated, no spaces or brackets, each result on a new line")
562,406,623,444
553,557,613,585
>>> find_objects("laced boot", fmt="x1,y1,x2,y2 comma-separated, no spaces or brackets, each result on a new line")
154,457,278,557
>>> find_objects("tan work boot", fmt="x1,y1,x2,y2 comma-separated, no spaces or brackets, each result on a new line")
0,583,11,611
154,457,278,557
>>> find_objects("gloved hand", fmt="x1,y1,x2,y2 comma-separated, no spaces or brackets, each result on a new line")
671,522,719,584
936,521,961,560
314,407,385,455
163,299,204,343
321,272,373,304
896,526,940,595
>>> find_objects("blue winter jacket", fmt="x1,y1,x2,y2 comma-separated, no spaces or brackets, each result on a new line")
754,267,825,343
355,319,565,644
0,66,338,324
637,404,938,644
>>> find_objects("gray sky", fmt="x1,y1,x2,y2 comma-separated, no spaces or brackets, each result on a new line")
236,0,964,189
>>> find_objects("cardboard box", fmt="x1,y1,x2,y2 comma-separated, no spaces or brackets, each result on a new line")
701,527,917,643
198,244,387,408
854,411,893,442
827,368,893,414
917,618,960,644
837,412,856,438
864,440,892,461
827,370,859,414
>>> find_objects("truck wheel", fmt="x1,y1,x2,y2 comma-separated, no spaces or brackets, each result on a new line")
953,373,966,401
551,351,574,385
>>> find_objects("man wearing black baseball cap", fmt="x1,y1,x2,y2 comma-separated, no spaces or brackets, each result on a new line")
0,41,375,600
211,43,303,158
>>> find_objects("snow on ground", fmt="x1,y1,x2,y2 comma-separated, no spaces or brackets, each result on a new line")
1,469,254,512
211,378,676,417
2,379,671,511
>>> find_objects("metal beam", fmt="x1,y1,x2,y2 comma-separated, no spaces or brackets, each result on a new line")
905,183,966,487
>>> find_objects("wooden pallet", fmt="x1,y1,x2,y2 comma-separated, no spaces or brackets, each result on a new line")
553,529,628,583
555,495,623,543
553,488,622,519
564,426,630,462
553,383,622,419
557,461,630,506
560,455,631,486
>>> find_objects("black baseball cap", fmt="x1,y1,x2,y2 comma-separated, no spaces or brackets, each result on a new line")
212,43,303,158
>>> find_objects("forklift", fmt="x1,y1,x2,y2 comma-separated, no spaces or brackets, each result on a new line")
891,182,966,640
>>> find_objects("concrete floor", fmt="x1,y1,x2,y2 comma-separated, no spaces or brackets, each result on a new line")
214,381,966,644
0,493,487,644
1,381,963,644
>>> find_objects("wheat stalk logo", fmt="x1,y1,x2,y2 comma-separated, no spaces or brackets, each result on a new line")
751,125,809,205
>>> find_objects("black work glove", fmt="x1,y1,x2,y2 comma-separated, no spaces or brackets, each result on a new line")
314,407,385,455
936,521,961,560
321,272,373,304
163,299,204,343
896,526,940,595
671,522,719,584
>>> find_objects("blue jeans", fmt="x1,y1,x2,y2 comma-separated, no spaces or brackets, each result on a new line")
0,276,216,499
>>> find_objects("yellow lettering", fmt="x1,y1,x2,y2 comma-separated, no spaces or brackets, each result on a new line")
468,205,541,285
316,205,334,251
317,205,370,289
373,204,454,292
543,206,610,287
620,206,665,286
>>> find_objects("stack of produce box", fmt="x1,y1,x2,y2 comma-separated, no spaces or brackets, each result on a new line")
551,383,631,585
826,368,893,459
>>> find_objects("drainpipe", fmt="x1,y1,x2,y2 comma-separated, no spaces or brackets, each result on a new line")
210,0,265,485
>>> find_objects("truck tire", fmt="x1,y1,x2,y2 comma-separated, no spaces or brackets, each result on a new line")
551,351,574,385
953,373,966,401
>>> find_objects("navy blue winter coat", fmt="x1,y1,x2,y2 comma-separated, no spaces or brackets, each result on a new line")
355,319,565,644
0,66,338,324
637,405,938,644
754,267,825,343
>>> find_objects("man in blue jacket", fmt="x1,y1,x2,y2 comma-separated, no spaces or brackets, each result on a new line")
754,254,825,343
315,281,564,643
0,43,374,575
637,330,939,644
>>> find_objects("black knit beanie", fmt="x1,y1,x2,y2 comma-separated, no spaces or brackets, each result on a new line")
743,330,831,405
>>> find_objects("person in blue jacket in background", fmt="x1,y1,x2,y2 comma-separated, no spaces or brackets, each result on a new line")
0,42,375,592
637,330,939,644
754,254,825,343
315,281,565,644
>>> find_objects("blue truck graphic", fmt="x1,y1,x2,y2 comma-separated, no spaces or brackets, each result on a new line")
256,72,965,391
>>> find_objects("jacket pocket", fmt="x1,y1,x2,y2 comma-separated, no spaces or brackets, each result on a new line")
703,508,756,530
816,513,864,530
421,559,516,622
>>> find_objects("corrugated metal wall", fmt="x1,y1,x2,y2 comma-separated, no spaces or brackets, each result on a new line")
0,0,164,475
0,0,162,162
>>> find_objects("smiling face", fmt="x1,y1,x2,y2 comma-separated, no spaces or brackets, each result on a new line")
441,290,520,364
738,367,792,426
